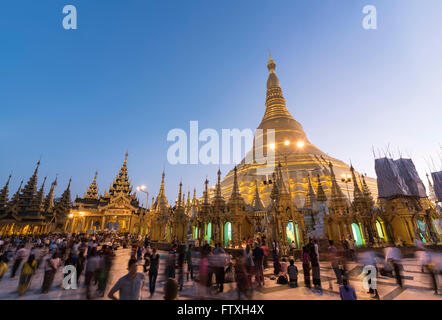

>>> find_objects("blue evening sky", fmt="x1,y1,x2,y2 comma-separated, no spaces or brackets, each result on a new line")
0,0,441,204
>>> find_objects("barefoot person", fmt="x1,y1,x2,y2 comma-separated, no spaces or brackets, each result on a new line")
108,258,145,300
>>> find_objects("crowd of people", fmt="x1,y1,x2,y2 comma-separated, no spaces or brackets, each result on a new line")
0,233,441,300
0,233,136,298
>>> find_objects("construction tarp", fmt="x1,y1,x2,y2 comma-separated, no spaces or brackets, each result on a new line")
395,158,427,198
431,171,442,202
375,158,410,198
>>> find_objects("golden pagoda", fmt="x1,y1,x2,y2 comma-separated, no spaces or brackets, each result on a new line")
220,55,378,211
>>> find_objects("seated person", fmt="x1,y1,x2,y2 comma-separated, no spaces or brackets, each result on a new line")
273,258,281,275
287,259,298,287
277,258,289,284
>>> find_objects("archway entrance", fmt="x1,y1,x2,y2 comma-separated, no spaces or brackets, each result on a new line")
205,222,212,244
224,222,231,247
351,223,364,246
416,219,428,243
192,225,198,240
286,222,295,245
295,223,300,248
375,219,385,240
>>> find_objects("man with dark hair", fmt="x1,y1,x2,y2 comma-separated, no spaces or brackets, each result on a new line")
108,258,145,300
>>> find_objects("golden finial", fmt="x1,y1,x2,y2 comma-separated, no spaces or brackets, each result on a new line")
267,50,276,72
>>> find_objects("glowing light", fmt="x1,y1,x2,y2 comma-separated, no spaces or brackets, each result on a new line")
137,185,147,192
68,213,74,218
296,141,305,148
269,143,275,150
79,211,85,216
284,140,290,146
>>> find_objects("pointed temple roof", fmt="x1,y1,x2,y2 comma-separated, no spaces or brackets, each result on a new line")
203,178,210,205
328,161,349,213
176,181,183,208
303,174,317,209
27,176,47,214
84,171,99,200
54,178,72,217
108,152,133,197
44,176,57,213
220,55,378,207
0,174,12,211
153,171,169,212
316,174,327,202
251,179,265,211
212,169,226,207
229,166,243,202
17,161,40,213
361,174,375,207
350,165,365,206
7,180,23,209
270,172,279,202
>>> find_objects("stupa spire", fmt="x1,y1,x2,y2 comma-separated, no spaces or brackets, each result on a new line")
44,176,57,213
350,165,364,201
328,161,348,213
8,180,23,208
303,174,316,209
361,174,374,207
84,171,99,200
153,171,168,212
29,176,47,213
212,169,225,207
109,152,133,197
54,178,72,218
251,178,265,211
230,166,241,200
277,162,288,195
0,174,12,211
261,54,293,124
316,174,327,202
177,181,183,208
18,161,40,212
202,178,210,205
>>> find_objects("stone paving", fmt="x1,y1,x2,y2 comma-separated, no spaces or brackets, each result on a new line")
0,248,441,300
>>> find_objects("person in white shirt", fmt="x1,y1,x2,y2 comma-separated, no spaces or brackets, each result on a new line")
41,252,60,293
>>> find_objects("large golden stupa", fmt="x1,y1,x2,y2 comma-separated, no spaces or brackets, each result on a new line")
220,55,378,207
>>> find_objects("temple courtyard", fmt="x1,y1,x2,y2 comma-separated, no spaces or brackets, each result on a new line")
0,248,440,300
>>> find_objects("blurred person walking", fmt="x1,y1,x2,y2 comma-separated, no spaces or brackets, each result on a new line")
11,244,27,278
108,258,145,300
186,244,194,281
328,240,342,285
253,242,265,287
17,254,38,296
41,251,60,294
148,248,159,298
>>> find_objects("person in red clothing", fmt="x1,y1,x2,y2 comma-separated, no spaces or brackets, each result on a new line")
261,242,269,269
302,246,311,288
